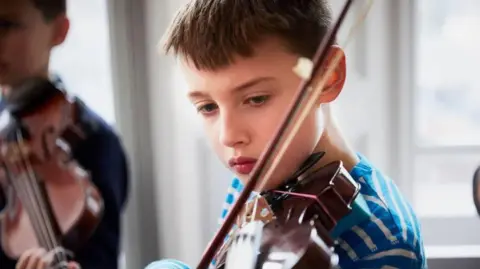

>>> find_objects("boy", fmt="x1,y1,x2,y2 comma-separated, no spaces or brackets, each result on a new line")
0,0,129,269
151,0,426,268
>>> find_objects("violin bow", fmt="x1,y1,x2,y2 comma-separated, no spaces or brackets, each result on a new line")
196,1,373,268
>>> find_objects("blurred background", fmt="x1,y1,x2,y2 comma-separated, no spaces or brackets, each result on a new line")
50,0,480,268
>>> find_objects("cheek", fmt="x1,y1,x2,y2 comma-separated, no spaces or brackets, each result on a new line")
264,113,318,189
1,32,25,60
2,33,33,69
203,120,227,163
6,29,49,68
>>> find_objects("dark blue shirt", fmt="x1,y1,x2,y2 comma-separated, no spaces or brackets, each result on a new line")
0,90,129,269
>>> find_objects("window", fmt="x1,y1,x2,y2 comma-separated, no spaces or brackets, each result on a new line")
395,0,480,249
412,0,480,219
50,0,116,124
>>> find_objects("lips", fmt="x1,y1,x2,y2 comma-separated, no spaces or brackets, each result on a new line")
228,156,257,175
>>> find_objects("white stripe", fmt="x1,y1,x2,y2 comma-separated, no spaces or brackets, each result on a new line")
145,260,186,269
222,202,231,210
373,171,408,241
351,225,377,251
370,170,387,205
390,181,420,247
363,248,418,260
363,194,387,209
232,190,240,200
337,238,359,261
380,266,399,269
371,216,398,244
352,225,377,251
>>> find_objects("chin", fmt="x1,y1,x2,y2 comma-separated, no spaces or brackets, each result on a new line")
235,176,278,193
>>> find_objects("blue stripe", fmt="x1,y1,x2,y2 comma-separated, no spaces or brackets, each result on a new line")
226,193,234,204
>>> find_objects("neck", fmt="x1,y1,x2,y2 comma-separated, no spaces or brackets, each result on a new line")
312,114,359,173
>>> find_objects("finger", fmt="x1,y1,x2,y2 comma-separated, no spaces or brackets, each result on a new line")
45,246,72,266
38,254,53,269
67,262,80,269
16,249,45,269
16,249,36,269
16,248,47,269
26,248,47,269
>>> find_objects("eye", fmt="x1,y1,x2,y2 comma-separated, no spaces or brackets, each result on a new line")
246,95,270,106
196,102,218,115
0,20,19,30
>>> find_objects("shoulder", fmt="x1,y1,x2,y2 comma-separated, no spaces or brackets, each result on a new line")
72,97,129,210
73,97,126,162
336,154,426,268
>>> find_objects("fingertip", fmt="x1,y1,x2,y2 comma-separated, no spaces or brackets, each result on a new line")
67,261,80,269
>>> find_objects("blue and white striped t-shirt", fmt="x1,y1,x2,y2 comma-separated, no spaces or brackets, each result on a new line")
218,153,427,269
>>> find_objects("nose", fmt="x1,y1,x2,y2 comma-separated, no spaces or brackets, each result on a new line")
218,110,250,148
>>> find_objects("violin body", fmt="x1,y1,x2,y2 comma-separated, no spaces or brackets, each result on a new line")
215,156,360,269
0,78,104,259
221,220,337,269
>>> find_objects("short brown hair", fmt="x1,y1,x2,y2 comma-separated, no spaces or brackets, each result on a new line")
162,0,333,70
32,0,66,22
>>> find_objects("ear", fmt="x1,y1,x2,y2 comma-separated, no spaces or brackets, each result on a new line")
50,14,70,47
314,45,346,104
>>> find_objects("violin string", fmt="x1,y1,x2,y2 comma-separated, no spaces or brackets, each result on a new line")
5,166,50,249
17,131,69,265
12,134,55,251
272,190,335,222
15,130,67,265
7,138,52,249
255,0,374,193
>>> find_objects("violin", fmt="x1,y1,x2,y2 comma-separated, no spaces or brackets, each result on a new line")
0,77,104,268
194,1,373,268
213,153,361,269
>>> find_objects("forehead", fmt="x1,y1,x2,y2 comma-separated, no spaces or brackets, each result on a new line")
179,39,299,92
0,0,33,17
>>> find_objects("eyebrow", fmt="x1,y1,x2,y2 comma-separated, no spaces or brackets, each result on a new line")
0,13,18,21
188,76,275,99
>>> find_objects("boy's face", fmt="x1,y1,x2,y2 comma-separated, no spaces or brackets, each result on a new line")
180,38,345,191
0,0,69,87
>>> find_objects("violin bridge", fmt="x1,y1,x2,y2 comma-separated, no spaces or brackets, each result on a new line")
240,196,275,226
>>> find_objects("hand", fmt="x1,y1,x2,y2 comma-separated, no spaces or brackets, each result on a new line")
16,247,80,269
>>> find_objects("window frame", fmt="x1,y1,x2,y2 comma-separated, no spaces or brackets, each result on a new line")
395,0,480,247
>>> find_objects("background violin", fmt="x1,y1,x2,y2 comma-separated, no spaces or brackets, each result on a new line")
0,78,104,268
